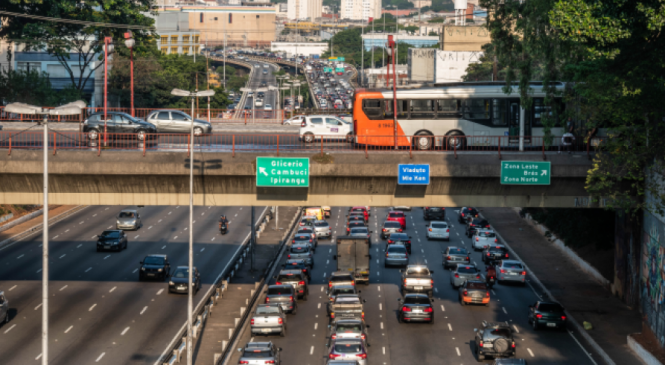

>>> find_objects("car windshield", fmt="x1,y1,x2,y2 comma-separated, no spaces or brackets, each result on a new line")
336,323,362,332
315,221,329,227
349,222,364,228
256,306,281,314
100,231,121,238
387,246,406,254
242,350,272,358
384,221,401,228
457,266,478,274
144,256,164,265
290,246,310,253
489,247,505,252
467,282,487,290
406,267,430,275
172,269,190,278
478,231,496,238
267,287,293,295
431,223,447,229
388,212,404,218
490,328,512,337
404,296,431,304
332,288,356,295
504,263,523,269
118,212,135,218
449,248,467,255
539,303,564,312
294,235,310,241
334,343,361,353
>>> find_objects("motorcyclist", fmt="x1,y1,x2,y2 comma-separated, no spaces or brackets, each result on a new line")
485,261,497,288
219,215,229,231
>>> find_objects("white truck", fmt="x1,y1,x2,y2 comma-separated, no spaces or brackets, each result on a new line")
333,236,371,285
250,304,286,336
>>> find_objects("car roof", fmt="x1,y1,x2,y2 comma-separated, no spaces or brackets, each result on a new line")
291,243,310,248
145,254,167,258
335,318,363,324
175,265,197,270
389,233,407,237
406,265,429,270
404,293,429,298
245,341,272,348
120,209,137,213
268,284,293,289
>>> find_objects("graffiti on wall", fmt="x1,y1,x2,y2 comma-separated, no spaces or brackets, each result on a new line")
643,225,664,308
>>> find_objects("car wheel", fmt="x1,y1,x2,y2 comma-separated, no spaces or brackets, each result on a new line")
346,133,354,143
398,314,403,323
193,127,204,137
446,131,466,150
88,129,100,140
303,133,315,143
136,130,146,141
476,347,485,362
384,262,388,268
4,312,9,323
292,305,297,315
280,326,286,337
413,132,433,150
460,295,465,306
532,320,539,330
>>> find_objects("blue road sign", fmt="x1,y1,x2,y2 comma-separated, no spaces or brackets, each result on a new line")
398,164,430,185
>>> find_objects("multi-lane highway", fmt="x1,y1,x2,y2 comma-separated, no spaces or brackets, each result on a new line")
239,60,279,120
0,205,262,365
232,206,604,364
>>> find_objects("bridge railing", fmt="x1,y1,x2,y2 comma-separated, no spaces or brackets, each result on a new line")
0,131,599,159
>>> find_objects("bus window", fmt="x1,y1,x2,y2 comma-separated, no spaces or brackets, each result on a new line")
410,100,435,119
532,98,563,126
492,99,508,126
397,100,409,119
362,99,384,120
463,99,491,121
437,99,460,118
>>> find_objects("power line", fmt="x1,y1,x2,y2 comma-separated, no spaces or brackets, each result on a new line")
0,10,154,30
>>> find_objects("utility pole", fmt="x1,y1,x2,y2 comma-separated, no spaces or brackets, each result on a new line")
251,206,256,271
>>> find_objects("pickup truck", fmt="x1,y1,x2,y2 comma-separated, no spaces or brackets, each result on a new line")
333,236,371,284
328,294,366,323
400,265,434,297
250,304,286,336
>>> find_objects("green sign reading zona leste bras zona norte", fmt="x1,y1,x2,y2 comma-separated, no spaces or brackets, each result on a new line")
256,157,310,187
500,161,551,185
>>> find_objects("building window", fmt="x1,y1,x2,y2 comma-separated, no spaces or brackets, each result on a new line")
171,35,178,44
257,15,260,19
194,46,200,54
171,46,178,54
161,47,168,54
160,36,168,45
183,35,190,44
194,35,200,43
16,62,42,73
200,13,204,23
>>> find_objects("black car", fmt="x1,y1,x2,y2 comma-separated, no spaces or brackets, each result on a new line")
388,233,412,254
258,91,265,97
528,301,567,330
424,207,446,220
274,270,309,300
398,293,434,323
466,218,491,237
474,321,516,361
346,221,366,234
139,254,171,281
282,259,311,281
483,245,510,263
83,112,157,143
168,266,201,294
96,230,128,252
458,207,479,223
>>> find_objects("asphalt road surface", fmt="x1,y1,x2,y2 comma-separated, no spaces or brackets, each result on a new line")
240,60,279,121
234,206,605,365
0,205,262,365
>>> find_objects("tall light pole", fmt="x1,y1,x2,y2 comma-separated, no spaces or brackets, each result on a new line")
170,89,215,365
387,35,397,149
104,37,114,146
5,101,86,365
124,32,135,117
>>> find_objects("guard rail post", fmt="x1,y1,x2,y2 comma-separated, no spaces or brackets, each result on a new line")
454,137,458,159
232,135,235,157
143,137,146,157
97,136,101,156
365,139,368,159
320,135,323,157
7,137,11,156
187,135,191,157
53,132,56,155
276,135,280,156
409,138,412,159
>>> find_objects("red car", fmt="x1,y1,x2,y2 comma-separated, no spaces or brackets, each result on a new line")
386,211,406,229
349,206,369,221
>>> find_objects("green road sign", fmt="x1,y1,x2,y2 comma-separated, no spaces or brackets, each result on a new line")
324,67,332,72
256,157,310,187
335,67,344,72
500,161,551,185
337,57,345,61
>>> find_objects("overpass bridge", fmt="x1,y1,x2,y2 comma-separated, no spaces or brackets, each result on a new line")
0,149,599,208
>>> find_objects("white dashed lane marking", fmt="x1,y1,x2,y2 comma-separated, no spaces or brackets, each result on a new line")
527,348,535,357
8,285,16,291
109,286,117,293
64,325,73,334
89,304,97,311
95,353,105,362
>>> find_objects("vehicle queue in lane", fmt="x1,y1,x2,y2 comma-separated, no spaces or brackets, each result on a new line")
235,206,598,365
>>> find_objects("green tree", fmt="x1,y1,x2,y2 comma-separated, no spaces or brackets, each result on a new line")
421,0,454,12
404,25,420,34
0,0,155,95
0,69,84,106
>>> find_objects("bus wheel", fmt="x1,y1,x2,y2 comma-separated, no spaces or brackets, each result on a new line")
446,131,466,150
414,132,432,150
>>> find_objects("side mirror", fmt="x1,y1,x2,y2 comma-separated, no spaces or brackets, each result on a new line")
409,236,413,239
399,269,404,273
473,328,478,332
332,255,337,260
237,348,242,353
327,325,331,329
139,261,143,264
430,271,434,274
366,324,370,328
397,298,402,302
272,276,277,279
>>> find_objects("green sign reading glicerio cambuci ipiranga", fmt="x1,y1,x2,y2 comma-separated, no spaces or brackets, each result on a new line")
256,157,310,187
500,161,551,185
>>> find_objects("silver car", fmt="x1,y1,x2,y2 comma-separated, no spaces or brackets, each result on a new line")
146,110,212,135
0,291,8,324
497,260,526,284
381,221,402,239
349,227,371,239
116,209,141,230
385,243,408,267
288,243,314,267
472,230,497,251
328,339,367,365
450,264,482,288
237,342,282,365
328,318,369,343
313,220,332,239
425,221,449,241
443,246,470,269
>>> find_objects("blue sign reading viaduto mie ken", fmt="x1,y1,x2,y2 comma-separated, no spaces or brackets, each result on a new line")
398,164,430,185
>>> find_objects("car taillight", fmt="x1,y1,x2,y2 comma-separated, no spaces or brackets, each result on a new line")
478,340,483,347
361,312,364,319
461,213,465,217
521,271,526,276
424,307,433,313
298,281,305,285
239,361,249,364
500,269,505,274
505,253,509,258
476,237,479,241
402,306,411,312
250,318,255,325
303,269,307,272
388,240,393,244
454,273,459,278
330,313,335,318
329,353,341,359
287,255,291,258
275,281,282,285
487,253,490,256
399,228,403,232
536,314,543,318
382,228,386,231
359,353,367,359
351,281,355,286
430,279,434,285
386,253,389,257
404,279,408,285
328,282,333,287
346,228,350,232
511,342,516,348
278,318,283,324
447,229,450,232
476,275,481,279
289,296,294,301
331,334,337,339
486,291,490,297
447,256,451,260
494,239,498,243
309,239,312,242
463,290,468,296
429,228,432,232
265,297,270,303
292,239,295,243
301,121,306,127
562,316,567,320
360,334,366,340
466,257,470,261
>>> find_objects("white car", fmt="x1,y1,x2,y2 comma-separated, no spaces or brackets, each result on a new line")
472,230,497,251
425,221,449,241
264,104,273,111
283,116,304,125
300,115,353,143
255,99,263,107
248,91,254,97
263,64,269,69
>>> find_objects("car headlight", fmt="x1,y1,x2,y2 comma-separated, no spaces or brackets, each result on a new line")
169,281,174,285
158,268,163,272
141,267,146,271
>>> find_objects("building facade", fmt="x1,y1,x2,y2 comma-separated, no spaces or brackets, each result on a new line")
287,0,323,21
433,50,482,82
341,0,381,21
271,41,328,57
361,33,439,51
440,25,490,51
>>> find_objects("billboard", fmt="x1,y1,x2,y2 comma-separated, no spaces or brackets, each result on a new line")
434,50,483,83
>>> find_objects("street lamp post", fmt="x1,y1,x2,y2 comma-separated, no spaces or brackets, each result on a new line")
104,37,114,146
387,35,397,149
170,88,215,365
5,101,87,365
124,32,135,117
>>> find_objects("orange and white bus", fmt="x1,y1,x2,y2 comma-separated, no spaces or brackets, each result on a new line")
352,82,570,150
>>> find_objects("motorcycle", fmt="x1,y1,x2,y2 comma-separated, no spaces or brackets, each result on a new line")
219,222,228,235
486,275,496,289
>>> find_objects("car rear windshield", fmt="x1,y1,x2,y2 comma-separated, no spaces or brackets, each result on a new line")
389,212,405,218
490,328,512,337
384,221,401,228
143,256,164,265
256,306,281,315
118,212,135,218
336,323,362,332
332,288,356,295
449,248,467,255
467,282,487,290
489,246,506,252
267,287,293,295
431,223,447,229
350,228,367,234
335,296,360,304
334,343,362,353
404,296,431,304
330,275,353,282
387,246,407,253
349,222,365,228
457,266,478,274
290,246,310,253
406,268,430,275
294,235,311,241
315,221,329,227
101,231,121,238
478,231,496,238
242,350,272,358
504,263,523,269
428,207,442,211
276,273,302,281
539,303,564,312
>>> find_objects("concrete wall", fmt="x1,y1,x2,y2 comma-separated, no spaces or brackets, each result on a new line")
440,25,490,51
0,150,599,207
408,48,435,82
434,50,483,82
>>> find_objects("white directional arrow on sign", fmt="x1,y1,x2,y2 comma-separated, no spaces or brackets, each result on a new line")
541,170,548,176
259,167,268,176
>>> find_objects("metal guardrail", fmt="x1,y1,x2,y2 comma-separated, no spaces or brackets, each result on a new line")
157,207,270,365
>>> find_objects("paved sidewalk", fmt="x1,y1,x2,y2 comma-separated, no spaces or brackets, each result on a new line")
0,122,299,134
482,208,642,365
0,205,76,242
